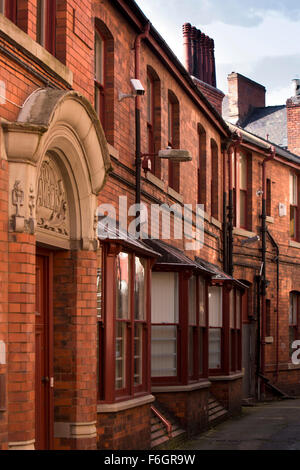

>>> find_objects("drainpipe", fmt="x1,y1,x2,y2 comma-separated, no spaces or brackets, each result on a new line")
222,143,228,273
266,228,280,380
260,147,275,391
227,133,242,276
134,22,150,206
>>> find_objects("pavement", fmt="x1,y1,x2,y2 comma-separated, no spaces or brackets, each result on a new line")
179,399,300,450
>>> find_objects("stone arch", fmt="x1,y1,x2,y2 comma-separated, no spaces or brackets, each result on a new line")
3,88,112,249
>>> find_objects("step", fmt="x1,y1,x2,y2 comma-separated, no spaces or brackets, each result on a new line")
208,408,228,422
151,428,169,442
151,434,170,449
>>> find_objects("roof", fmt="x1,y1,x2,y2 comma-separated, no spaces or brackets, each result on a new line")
241,105,287,148
144,240,247,289
144,239,211,273
97,219,161,258
226,121,300,166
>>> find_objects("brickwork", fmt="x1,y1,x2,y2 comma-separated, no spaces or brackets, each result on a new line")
97,404,151,450
154,388,209,437
210,378,242,415
227,72,266,124
53,250,97,450
7,232,36,446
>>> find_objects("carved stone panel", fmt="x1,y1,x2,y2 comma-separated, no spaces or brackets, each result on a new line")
36,156,70,237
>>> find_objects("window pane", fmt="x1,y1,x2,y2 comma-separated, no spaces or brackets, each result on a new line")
116,252,130,320
199,328,204,375
290,206,297,239
37,0,46,46
134,324,143,386
289,293,297,325
240,190,247,228
115,322,126,390
95,31,104,84
290,174,298,205
188,326,194,377
239,153,247,190
236,291,241,329
151,272,179,323
134,257,146,320
188,276,197,325
147,76,152,124
199,277,206,326
230,289,235,329
151,325,177,377
168,100,173,144
209,328,221,369
208,286,222,327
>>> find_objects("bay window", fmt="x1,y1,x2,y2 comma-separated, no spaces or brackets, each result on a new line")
290,173,298,240
99,242,152,403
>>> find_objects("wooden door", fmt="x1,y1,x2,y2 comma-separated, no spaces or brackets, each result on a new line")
35,251,53,450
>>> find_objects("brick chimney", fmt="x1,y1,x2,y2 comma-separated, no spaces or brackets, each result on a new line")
287,79,300,156
183,23,224,114
226,72,266,124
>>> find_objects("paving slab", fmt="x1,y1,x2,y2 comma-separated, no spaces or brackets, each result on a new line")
179,399,300,450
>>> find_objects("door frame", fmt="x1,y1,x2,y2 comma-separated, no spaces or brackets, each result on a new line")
36,247,54,450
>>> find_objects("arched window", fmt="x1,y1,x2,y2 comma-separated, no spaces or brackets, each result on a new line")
94,19,114,143
211,139,219,219
198,124,207,208
37,0,57,55
168,90,180,192
147,66,161,177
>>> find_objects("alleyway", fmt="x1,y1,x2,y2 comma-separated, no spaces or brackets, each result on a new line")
179,400,300,450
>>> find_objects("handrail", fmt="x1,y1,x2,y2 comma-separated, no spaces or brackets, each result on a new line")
151,405,172,438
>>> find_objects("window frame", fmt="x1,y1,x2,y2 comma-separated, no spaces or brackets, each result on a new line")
98,243,151,404
151,268,209,386
232,151,249,230
168,91,180,193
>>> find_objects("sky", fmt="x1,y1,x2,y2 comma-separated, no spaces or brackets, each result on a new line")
135,0,300,106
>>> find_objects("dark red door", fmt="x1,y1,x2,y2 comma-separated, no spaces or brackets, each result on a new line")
35,251,53,450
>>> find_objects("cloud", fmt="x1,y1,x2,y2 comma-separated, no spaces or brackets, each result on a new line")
136,0,300,28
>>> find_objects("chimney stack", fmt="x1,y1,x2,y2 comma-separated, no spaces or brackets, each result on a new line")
182,23,216,87
287,79,300,156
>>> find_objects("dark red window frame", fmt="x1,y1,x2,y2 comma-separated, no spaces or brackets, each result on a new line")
197,124,207,209
151,268,209,387
98,243,151,404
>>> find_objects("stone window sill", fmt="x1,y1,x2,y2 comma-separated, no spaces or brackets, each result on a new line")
144,171,165,191
167,186,183,203
266,216,274,224
97,394,155,413
209,371,244,381
289,240,300,249
151,380,211,393
233,227,256,238
0,13,73,86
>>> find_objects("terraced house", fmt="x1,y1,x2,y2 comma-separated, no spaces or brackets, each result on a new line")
0,0,299,452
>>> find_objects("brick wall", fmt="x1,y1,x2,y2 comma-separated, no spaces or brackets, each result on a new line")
97,404,151,450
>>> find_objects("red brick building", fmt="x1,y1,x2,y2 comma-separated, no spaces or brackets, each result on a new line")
0,0,299,452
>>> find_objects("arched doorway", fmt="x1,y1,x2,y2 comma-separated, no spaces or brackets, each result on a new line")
3,89,111,450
